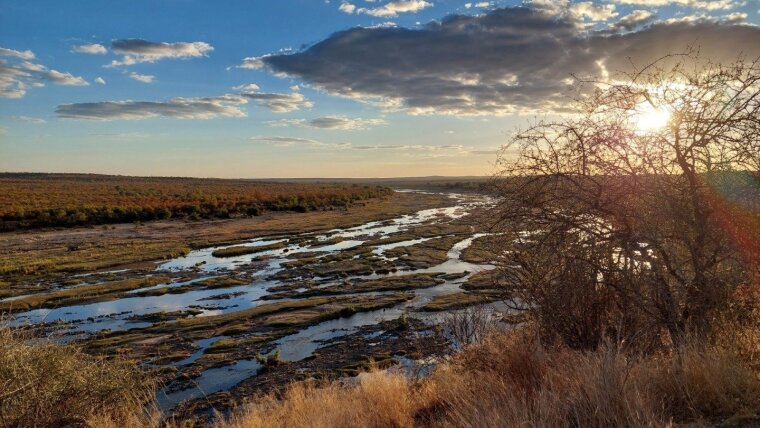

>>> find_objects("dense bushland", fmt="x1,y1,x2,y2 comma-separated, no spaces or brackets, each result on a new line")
0,174,392,231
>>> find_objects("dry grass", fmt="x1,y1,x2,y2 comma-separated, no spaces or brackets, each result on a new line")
0,326,157,428
217,328,760,428
1,319,758,427
220,372,416,428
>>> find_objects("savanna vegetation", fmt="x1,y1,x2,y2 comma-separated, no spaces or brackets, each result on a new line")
0,174,392,231
1,56,759,427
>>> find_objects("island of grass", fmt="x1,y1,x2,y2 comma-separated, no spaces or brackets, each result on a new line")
211,241,289,258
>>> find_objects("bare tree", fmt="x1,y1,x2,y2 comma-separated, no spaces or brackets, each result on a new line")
443,305,499,349
493,54,760,350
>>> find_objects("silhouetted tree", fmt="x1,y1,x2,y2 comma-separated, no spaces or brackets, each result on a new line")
494,54,760,350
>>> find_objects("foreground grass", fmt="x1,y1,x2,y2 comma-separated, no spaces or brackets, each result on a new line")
3,322,759,427
0,326,157,428
219,330,760,428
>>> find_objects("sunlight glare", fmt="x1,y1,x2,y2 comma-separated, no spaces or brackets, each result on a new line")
632,102,670,133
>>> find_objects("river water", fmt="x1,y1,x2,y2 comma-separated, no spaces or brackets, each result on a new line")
11,191,498,410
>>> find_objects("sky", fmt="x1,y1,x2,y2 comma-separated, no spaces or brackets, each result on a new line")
1,0,759,178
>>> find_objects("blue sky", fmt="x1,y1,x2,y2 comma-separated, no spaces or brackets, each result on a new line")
1,0,759,178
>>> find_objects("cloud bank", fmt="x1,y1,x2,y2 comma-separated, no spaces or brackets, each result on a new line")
242,6,760,115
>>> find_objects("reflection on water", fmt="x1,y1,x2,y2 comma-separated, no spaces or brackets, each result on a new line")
13,191,498,410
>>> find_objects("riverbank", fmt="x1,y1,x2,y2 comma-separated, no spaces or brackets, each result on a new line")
0,191,450,285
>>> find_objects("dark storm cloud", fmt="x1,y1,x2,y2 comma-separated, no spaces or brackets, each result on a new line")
242,6,760,115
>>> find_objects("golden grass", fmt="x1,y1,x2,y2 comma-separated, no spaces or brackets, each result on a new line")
220,371,416,428
2,319,758,427
217,329,760,428
0,326,157,428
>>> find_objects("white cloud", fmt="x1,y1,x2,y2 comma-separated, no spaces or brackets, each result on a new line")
341,0,433,17
252,136,485,157
252,136,350,149
268,116,387,130
107,39,213,67
11,115,46,123
613,9,655,30
72,43,108,55
236,55,269,70
56,87,312,120
94,77,106,85
723,12,748,23
128,72,155,83
57,96,247,120
569,2,618,21
0,47,34,60
611,0,739,11
233,83,261,92
339,2,357,13
0,48,88,98
240,91,313,112
664,11,748,23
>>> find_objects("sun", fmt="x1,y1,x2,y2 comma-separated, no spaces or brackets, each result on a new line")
632,102,671,133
